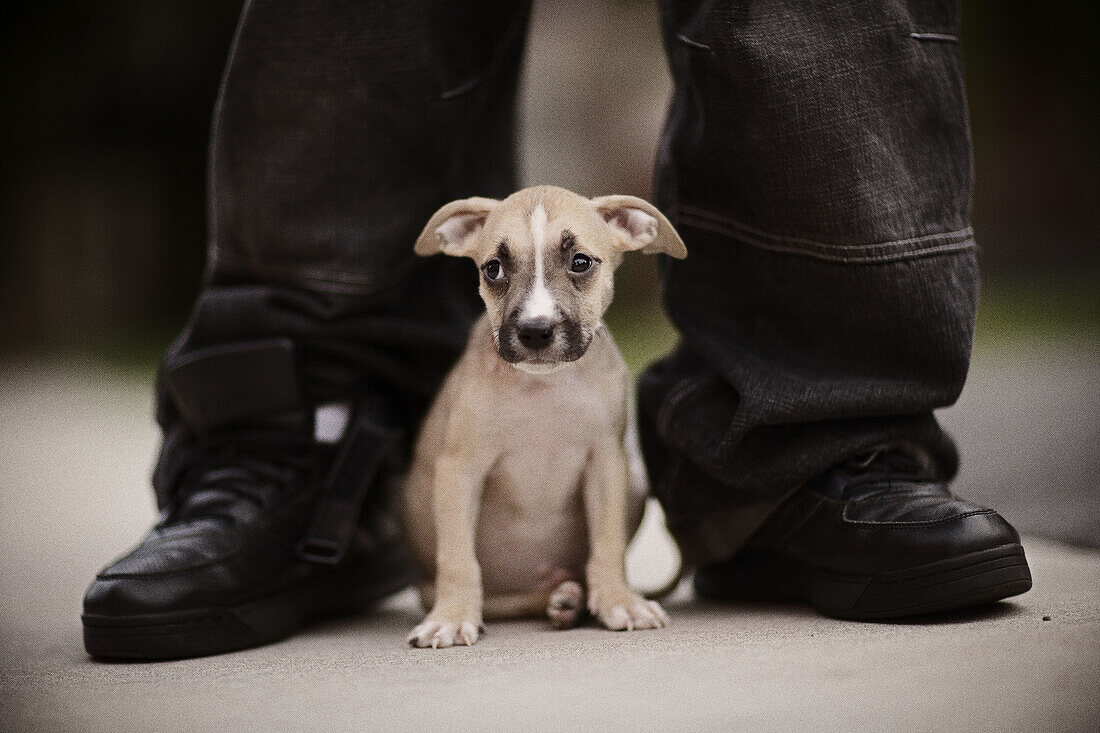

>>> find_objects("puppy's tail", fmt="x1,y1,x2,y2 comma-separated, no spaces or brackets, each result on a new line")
640,550,689,601
633,530,690,598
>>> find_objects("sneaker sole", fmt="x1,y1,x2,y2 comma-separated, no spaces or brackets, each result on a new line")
82,540,418,660
694,543,1032,620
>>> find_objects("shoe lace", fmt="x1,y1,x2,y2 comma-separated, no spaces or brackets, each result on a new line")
163,428,319,526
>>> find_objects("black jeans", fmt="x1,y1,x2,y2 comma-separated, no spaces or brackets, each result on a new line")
157,0,977,565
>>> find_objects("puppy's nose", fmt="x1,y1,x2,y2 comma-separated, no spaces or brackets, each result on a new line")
517,319,554,350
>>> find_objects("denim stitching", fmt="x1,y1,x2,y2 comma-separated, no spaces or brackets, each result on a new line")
676,34,712,52
675,208,974,264
909,32,959,43
681,217,974,264
678,205,973,249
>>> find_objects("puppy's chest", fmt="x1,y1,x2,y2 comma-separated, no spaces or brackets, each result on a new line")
476,371,619,510
478,372,616,449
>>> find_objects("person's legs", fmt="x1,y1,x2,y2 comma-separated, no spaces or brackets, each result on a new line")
642,0,1030,614
83,0,532,659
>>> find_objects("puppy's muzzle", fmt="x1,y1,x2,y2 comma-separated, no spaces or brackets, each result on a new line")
498,312,589,365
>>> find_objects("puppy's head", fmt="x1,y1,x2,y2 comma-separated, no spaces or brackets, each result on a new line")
415,185,686,371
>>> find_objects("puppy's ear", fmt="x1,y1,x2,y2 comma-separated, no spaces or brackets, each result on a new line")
591,195,687,259
414,197,500,258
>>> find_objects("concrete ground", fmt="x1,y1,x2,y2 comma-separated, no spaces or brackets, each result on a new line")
1,342,1097,732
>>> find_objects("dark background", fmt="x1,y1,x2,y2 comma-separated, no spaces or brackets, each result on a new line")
2,1,1097,360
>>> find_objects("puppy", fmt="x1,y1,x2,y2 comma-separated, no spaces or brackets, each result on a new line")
403,185,687,648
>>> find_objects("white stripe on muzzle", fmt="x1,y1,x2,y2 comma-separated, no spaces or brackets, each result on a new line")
520,203,556,321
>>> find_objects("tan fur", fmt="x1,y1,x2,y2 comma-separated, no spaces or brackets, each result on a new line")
404,185,685,649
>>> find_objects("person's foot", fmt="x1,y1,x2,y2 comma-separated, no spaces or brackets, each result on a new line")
82,416,417,660
693,450,1032,619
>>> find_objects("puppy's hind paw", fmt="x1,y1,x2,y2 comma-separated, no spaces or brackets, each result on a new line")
546,580,586,629
407,619,481,649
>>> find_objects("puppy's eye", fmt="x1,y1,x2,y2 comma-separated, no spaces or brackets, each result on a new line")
482,259,503,281
570,253,593,274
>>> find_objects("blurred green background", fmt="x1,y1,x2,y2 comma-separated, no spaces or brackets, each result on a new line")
2,1,1097,373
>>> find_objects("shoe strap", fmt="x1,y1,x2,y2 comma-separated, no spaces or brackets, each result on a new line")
154,339,310,510
296,409,404,564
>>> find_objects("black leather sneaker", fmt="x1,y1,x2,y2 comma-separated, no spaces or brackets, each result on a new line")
694,450,1032,619
82,421,417,660
82,340,418,660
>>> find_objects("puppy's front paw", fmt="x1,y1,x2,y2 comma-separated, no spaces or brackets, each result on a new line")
407,614,482,649
589,588,669,632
